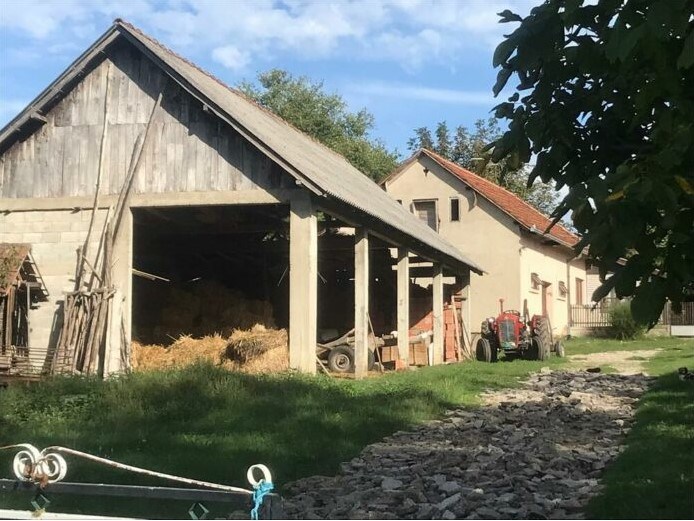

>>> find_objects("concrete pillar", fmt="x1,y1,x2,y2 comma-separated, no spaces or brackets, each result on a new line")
106,207,132,376
354,228,369,379
289,196,318,374
397,248,410,366
432,263,444,365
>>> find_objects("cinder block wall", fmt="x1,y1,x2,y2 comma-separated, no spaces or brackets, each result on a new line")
0,208,108,371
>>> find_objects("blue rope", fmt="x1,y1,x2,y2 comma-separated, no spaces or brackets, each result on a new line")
250,480,274,520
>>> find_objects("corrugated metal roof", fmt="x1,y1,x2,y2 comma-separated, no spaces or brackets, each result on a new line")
113,21,483,274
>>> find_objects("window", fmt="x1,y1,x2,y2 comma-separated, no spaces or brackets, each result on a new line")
558,281,568,298
531,272,542,290
575,277,584,305
396,199,402,205
413,200,438,231
450,197,460,222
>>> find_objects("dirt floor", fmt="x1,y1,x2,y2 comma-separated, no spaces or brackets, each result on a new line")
567,349,661,375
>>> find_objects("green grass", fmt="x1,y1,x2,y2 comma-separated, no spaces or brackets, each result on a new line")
564,335,686,355
586,339,694,519
0,356,565,518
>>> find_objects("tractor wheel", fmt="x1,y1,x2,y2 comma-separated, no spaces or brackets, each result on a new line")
476,338,493,363
534,317,553,349
555,341,565,358
528,337,549,361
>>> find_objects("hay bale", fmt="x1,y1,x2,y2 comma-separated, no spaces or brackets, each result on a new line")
131,334,227,371
224,325,287,363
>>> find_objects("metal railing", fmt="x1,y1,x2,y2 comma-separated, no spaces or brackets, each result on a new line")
0,444,282,520
570,299,694,328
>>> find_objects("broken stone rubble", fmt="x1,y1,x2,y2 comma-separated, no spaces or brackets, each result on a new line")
283,370,652,520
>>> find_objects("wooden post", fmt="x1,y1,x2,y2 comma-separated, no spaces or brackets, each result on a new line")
432,263,444,365
354,228,369,379
397,248,410,367
289,196,317,374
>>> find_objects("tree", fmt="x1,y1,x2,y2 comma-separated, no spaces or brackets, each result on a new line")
408,118,558,214
238,69,398,181
490,0,694,325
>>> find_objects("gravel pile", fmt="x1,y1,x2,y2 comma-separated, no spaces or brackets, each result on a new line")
284,369,653,520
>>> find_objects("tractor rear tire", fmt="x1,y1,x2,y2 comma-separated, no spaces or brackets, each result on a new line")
529,337,550,361
555,341,565,358
535,317,553,352
476,338,493,363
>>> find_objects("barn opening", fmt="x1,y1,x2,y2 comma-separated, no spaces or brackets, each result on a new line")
131,204,290,346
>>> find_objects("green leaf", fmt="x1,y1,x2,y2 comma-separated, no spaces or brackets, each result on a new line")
493,38,516,68
677,29,694,68
493,68,513,97
498,9,523,23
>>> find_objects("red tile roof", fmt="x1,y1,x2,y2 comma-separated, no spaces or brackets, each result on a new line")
417,149,579,247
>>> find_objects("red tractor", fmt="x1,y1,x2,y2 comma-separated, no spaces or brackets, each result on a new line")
476,299,565,362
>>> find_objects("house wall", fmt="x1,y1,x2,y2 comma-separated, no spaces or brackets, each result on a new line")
384,156,522,333
518,234,587,336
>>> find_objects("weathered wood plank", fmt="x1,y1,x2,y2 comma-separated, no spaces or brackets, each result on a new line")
1,45,261,200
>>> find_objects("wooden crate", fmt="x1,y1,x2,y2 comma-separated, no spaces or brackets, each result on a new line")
409,342,429,366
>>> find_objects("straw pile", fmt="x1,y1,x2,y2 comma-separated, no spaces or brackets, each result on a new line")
152,281,276,342
132,325,288,374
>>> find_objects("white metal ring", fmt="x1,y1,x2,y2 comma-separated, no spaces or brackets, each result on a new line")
12,444,41,481
247,464,272,486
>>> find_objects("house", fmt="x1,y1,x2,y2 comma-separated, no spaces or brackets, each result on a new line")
382,149,587,337
0,21,483,378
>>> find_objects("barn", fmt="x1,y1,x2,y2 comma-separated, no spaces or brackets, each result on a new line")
0,20,483,378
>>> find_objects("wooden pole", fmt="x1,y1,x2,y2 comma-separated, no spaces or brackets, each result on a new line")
78,61,112,290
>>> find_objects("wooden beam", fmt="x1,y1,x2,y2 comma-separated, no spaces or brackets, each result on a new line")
397,247,410,366
0,189,301,212
289,196,317,374
354,228,369,379
432,263,444,365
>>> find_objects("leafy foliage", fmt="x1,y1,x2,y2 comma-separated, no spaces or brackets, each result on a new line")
608,301,646,340
408,118,558,214
490,0,694,326
238,69,398,181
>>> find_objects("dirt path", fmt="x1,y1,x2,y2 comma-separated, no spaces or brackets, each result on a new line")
567,349,660,375
284,370,653,520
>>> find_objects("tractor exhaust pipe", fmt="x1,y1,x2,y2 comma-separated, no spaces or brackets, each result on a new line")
499,298,504,314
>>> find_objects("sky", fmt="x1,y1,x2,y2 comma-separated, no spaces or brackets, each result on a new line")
0,0,535,158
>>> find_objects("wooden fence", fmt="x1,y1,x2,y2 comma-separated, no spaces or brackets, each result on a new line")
570,299,694,328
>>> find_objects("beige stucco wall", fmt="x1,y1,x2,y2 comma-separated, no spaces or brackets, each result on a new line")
518,234,587,336
384,155,587,336
384,156,522,333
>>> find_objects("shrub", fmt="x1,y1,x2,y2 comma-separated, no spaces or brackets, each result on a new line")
609,301,647,340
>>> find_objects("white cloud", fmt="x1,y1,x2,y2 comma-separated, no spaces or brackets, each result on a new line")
212,45,251,71
348,81,494,105
0,0,535,71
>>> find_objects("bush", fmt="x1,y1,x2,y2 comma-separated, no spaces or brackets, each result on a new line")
609,301,646,340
